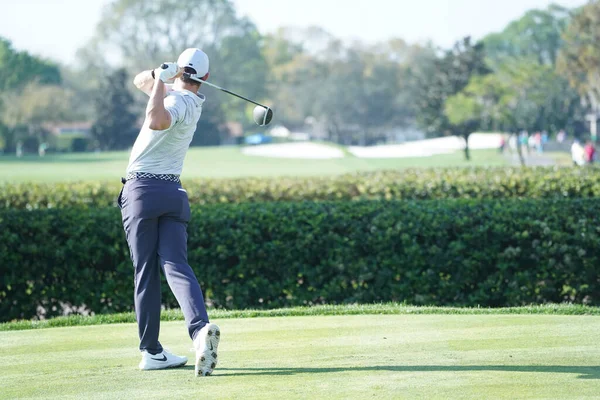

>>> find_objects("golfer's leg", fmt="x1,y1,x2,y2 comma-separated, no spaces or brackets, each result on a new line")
158,215,209,340
123,211,162,354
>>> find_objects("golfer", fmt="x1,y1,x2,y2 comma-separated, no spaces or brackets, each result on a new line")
117,48,220,377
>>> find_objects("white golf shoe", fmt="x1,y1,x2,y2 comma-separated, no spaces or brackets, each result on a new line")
138,349,188,370
194,323,221,377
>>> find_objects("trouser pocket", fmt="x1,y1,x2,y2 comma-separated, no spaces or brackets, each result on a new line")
117,185,127,210
117,186,125,209
177,187,191,223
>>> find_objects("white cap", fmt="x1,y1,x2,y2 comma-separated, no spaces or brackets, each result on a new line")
177,48,209,82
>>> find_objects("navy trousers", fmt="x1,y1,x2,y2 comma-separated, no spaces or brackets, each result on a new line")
118,178,209,354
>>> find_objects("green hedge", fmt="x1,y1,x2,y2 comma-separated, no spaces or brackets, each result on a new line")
1,199,599,322
3,167,600,210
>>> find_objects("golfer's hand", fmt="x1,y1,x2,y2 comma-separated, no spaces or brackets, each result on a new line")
154,62,180,83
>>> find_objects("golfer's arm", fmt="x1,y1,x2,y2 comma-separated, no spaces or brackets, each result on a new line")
134,70,173,96
133,70,155,96
146,79,172,131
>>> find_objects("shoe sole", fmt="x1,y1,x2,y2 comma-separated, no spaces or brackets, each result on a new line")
139,359,188,371
195,323,220,377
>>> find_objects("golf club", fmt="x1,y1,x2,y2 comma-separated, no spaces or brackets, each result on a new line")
201,80,273,126
161,64,273,126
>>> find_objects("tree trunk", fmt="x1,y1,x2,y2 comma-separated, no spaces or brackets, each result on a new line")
463,134,470,161
1,127,16,154
328,121,340,144
517,139,526,166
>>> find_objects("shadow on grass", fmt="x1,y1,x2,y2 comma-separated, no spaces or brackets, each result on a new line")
210,365,600,379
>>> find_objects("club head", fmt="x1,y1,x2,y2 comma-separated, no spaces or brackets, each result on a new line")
253,106,273,126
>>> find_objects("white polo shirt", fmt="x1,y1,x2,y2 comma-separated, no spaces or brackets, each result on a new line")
126,89,205,175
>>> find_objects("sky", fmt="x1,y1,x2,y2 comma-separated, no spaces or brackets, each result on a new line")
0,0,588,65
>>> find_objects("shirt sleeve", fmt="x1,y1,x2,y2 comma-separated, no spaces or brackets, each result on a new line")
164,94,187,129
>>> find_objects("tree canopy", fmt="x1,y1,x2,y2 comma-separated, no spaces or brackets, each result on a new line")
483,4,571,67
446,60,582,134
82,0,268,132
558,0,600,111
0,36,67,152
2,1,599,155
91,68,138,151
0,37,61,91
444,2,586,149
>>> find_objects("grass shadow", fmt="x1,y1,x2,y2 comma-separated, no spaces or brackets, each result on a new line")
214,365,600,379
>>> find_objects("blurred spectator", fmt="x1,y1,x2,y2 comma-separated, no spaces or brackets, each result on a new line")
508,134,518,153
557,129,567,143
16,141,23,158
534,131,543,153
571,139,585,166
519,131,529,155
498,135,506,153
541,130,549,146
528,133,537,154
38,143,48,157
584,140,596,164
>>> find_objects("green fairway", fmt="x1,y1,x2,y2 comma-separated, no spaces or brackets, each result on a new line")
0,146,508,183
2,314,599,399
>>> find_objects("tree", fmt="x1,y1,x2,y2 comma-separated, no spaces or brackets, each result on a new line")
80,0,269,139
91,69,138,150
261,27,333,132
1,83,74,153
449,60,580,132
314,45,405,145
460,3,586,149
0,37,61,91
58,65,99,123
189,97,226,146
558,1,600,117
263,29,428,145
408,37,490,160
483,4,571,67
0,37,64,153
446,59,585,164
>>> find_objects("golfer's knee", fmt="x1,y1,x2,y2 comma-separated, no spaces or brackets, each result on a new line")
163,260,193,274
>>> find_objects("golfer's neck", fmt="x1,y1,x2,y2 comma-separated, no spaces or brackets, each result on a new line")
173,80,199,94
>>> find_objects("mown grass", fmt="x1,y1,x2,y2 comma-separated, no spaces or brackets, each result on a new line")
3,303,600,332
1,313,600,399
546,151,575,166
0,147,508,183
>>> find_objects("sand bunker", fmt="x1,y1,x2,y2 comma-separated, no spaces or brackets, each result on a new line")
242,134,502,159
348,134,502,158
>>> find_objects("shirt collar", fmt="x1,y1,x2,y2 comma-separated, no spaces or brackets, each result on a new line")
174,88,206,105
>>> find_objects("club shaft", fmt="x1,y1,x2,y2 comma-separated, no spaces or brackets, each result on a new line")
201,80,269,109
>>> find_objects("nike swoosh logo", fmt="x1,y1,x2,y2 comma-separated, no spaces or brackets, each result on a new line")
209,343,214,351
151,355,167,361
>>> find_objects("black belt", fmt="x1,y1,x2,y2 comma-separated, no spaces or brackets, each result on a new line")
121,172,181,184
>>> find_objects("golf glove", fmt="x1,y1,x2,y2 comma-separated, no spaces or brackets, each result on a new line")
154,62,179,83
